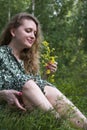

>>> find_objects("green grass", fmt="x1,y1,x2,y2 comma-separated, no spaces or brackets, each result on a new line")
0,105,83,130
0,75,87,130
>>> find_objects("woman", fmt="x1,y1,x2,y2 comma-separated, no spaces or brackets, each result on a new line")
0,12,87,129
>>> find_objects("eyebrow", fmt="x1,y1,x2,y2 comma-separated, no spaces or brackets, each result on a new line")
26,27,37,32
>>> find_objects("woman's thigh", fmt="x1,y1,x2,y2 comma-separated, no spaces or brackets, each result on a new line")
22,80,53,111
44,85,78,111
44,85,73,106
44,86,60,106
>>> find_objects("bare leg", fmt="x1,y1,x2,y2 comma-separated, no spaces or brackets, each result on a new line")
22,80,54,111
44,86,87,129
22,96,34,111
22,80,60,118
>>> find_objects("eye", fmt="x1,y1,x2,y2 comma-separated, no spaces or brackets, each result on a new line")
25,28,37,38
25,28,31,33
34,31,37,37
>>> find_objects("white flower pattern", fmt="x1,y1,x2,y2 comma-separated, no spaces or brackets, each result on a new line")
0,45,53,92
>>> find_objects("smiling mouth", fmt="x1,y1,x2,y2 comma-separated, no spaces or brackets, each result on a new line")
27,40,33,44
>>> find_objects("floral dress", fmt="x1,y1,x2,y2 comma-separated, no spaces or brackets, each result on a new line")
0,45,53,92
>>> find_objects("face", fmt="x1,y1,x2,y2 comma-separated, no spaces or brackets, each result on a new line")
11,19,37,49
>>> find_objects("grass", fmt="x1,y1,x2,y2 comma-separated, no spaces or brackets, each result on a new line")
0,105,83,130
0,76,87,130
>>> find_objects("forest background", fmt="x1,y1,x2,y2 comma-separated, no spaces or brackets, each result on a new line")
0,0,87,130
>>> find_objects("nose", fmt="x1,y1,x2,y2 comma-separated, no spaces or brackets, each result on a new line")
30,31,35,39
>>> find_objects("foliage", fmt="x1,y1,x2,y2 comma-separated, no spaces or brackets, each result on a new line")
41,40,58,83
0,0,87,129
0,0,30,31
0,106,82,130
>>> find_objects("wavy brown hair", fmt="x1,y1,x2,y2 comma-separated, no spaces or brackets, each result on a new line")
0,12,43,74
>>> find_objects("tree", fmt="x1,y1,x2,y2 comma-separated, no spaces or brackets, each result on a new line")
0,0,30,31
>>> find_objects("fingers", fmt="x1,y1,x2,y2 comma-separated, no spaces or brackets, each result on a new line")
5,90,26,111
10,90,23,96
14,97,26,111
49,61,58,67
46,62,58,73
8,95,26,111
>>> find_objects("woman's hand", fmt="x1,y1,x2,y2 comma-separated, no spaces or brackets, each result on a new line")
42,61,58,79
46,61,58,73
0,89,26,111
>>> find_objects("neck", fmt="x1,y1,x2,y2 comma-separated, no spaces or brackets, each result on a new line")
8,41,22,61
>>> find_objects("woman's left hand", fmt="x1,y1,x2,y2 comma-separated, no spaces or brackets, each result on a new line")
46,61,58,73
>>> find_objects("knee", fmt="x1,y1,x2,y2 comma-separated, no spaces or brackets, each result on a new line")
22,79,40,93
22,80,35,91
44,86,58,97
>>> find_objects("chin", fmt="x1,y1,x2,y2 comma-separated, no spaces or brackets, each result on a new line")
24,43,33,48
28,44,33,48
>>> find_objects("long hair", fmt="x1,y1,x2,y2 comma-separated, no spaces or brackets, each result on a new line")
0,12,43,74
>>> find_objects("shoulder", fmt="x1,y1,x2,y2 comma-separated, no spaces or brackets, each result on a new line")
0,46,5,52
0,45,7,54
0,46,5,59
0,45,10,59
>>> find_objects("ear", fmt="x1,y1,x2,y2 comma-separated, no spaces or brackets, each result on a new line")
10,28,16,37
